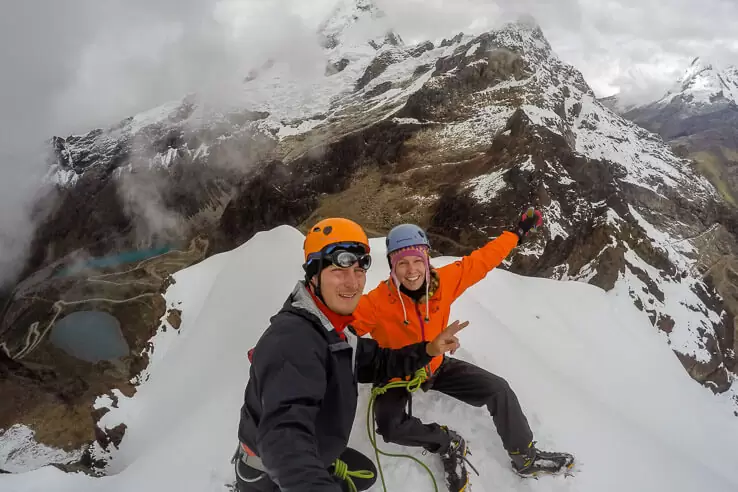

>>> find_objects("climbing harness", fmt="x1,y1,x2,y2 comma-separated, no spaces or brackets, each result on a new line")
366,367,440,492
232,443,375,492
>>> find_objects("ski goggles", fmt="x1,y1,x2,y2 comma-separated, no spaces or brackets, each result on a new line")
307,243,372,271
322,249,372,270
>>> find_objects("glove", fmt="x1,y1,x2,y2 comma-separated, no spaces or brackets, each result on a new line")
511,207,543,242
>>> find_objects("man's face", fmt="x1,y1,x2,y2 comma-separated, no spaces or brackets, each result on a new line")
394,255,426,291
316,263,367,315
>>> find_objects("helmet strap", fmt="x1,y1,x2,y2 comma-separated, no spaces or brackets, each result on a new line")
305,255,326,304
316,255,324,301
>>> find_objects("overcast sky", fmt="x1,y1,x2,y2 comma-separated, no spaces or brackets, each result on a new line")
0,0,736,281
3,0,737,159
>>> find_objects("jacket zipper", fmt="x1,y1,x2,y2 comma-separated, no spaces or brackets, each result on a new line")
415,304,426,341
415,304,431,376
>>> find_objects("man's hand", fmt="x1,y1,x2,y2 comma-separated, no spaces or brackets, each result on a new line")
427,320,469,357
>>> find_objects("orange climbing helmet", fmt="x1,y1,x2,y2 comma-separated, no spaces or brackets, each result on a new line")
303,218,370,262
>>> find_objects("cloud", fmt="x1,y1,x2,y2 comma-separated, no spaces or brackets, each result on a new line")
50,0,332,134
116,168,185,245
0,0,329,285
0,1,104,285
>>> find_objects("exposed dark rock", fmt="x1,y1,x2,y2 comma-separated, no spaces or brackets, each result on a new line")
365,81,393,98
398,46,529,121
325,58,351,76
91,406,110,423
167,309,182,330
675,351,732,393
440,33,464,48
225,110,270,127
356,50,407,90
657,314,675,333
95,422,127,450
217,161,314,253
429,184,488,251
409,41,434,58
368,32,403,50
52,448,106,476
413,63,432,76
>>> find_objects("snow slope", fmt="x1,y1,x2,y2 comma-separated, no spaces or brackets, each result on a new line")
2,226,738,491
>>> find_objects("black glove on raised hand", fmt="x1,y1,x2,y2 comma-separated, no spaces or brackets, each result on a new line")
511,207,543,243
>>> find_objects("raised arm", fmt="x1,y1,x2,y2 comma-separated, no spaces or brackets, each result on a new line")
440,207,543,301
439,231,519,301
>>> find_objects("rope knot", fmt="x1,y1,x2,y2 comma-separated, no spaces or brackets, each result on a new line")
333,459,349,480
332,458,374,492
371,367,428,397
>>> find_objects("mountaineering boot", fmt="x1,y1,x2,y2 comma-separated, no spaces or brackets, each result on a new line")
438,427,470,492
509,441,574,477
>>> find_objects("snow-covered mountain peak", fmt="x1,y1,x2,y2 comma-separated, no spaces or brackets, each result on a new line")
659,56,738,106
495,17,551,53
317,0,400,50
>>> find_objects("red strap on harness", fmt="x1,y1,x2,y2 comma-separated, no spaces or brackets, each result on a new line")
241,442,257,457
247,348,254,363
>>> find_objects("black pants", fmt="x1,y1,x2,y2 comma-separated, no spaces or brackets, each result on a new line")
374,357,533,454
235,447,377,492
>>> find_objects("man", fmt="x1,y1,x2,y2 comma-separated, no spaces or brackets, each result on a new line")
352,208,573,491
235,218,469,492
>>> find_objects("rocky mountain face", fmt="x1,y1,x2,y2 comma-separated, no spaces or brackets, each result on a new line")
3,0,738,473
603,59,738,392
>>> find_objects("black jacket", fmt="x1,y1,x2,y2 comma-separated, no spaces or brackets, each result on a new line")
238,282,432,492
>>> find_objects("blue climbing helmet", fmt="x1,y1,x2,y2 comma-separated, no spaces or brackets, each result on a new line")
386,224,431,255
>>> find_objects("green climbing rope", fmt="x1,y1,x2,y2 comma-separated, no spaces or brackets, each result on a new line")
332,458,375,492
366,367,439,492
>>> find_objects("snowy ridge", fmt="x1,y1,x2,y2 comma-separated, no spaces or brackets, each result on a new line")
3,226,738,490
45,165,79,187
419,22,715,199
622,206,718,361
44,2,468,186
479,23,713,196
45,16,716,206
318,0,391,45
573,94,713,194
551,202,723,363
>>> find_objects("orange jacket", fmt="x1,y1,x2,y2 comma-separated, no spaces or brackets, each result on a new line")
353,231,519,377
